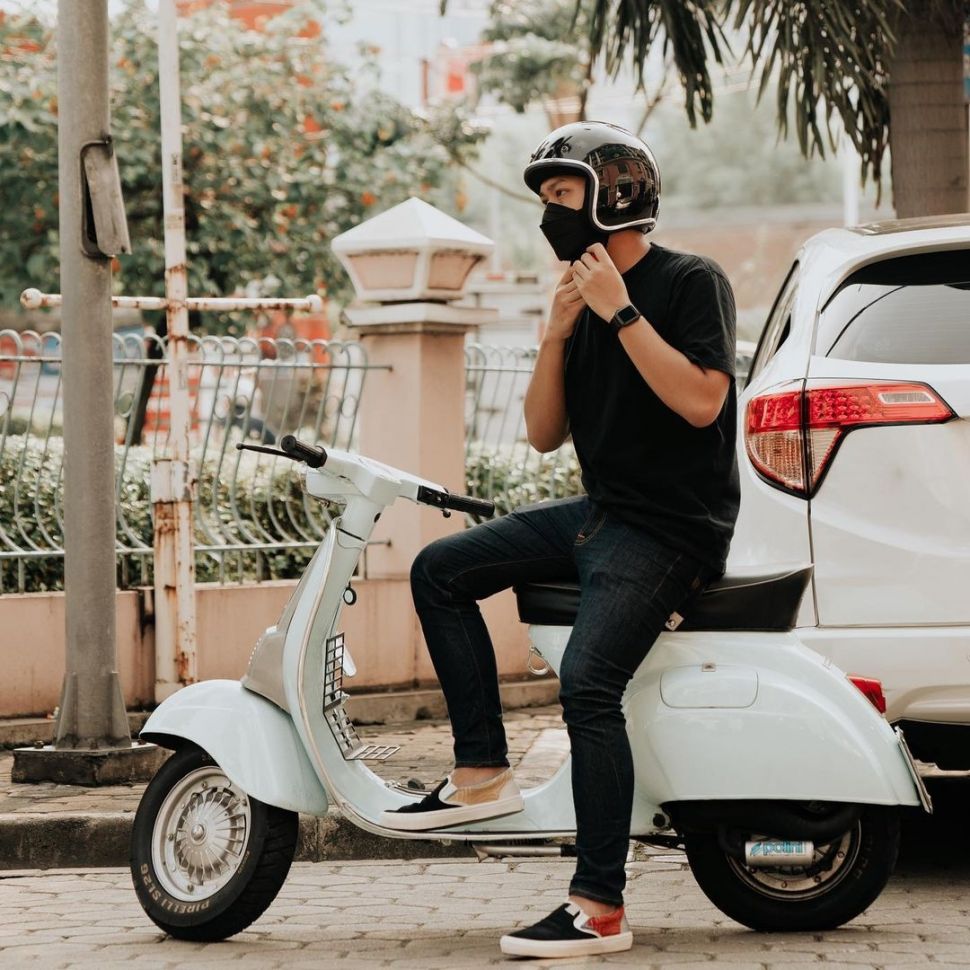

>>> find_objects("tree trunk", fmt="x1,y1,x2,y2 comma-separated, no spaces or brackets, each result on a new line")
888,2,968,218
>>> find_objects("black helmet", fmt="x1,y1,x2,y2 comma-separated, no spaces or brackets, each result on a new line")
524,121,661,233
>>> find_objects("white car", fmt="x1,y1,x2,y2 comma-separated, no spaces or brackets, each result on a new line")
730,214,970,769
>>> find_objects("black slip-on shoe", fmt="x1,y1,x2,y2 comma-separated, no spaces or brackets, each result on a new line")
500,901,632,958
379,769,523,831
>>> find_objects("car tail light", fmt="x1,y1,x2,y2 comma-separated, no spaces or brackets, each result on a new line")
745,380,954,497
847,675,887,715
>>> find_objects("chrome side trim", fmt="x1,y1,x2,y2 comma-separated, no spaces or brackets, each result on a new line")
895,727,933,813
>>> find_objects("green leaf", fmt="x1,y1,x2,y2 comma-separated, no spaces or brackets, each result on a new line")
0,2,484,318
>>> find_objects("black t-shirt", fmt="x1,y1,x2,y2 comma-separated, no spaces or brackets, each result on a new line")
564,243,740,572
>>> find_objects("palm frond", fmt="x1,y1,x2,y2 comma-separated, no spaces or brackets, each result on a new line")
734,0,902,186
587,0,728,125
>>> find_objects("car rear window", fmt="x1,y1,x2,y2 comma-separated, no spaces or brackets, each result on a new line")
818,249,970,364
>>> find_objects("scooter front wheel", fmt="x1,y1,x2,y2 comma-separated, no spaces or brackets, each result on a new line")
683,805,900,931
130,744,298,941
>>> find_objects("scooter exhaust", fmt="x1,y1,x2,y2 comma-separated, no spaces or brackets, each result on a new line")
744,839,815,867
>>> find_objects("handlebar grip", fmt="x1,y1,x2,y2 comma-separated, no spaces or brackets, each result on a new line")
279,434,327,468
441,493,495,518
416,485,494,519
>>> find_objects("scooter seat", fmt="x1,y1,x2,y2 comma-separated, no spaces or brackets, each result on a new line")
513,565,813,633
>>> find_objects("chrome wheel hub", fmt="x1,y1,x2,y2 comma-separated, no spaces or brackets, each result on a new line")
728,826,860,900
152,766,251,902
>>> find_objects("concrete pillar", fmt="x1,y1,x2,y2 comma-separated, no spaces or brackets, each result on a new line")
346,302,496,580
13,0,166,784
333,197,498,681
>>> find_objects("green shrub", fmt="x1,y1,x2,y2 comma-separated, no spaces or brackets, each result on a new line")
465,441,584,518
0,436,582,592
0,435,334,592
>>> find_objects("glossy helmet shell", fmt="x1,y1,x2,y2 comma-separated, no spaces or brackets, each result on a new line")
524,121,661,233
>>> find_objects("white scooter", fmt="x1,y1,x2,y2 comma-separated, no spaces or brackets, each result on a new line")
130,436,930,942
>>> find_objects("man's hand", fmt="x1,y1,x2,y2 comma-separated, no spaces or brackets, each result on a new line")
571,243,631,323
545,266,586,342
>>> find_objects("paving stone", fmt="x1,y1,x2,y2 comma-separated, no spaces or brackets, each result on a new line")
654,964,763,970
2,773,970,968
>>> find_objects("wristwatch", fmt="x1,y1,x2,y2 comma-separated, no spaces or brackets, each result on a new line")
608,304,642,333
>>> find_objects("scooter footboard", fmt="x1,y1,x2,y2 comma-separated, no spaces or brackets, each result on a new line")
140,679,329,815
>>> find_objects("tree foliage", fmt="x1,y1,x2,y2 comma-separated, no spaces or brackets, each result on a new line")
583,0,899,186
730,0,897,187
472,0,593,116
467,0,966,200
588,0,726,126
0,1,485,313
584,0,967,191
656,86,847,209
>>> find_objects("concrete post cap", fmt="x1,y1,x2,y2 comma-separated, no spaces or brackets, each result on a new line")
332,197,495,304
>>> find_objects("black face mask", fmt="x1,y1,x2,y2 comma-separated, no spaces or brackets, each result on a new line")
539,203,608,262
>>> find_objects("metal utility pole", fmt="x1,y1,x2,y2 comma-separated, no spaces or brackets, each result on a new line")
153,0,198,702
841,132,860,228
53,0,128,750
13,0,163,785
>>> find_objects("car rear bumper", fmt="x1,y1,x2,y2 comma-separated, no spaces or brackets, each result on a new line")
796,624,970,724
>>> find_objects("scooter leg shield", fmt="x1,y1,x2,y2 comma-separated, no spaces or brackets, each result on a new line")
140,680,329,816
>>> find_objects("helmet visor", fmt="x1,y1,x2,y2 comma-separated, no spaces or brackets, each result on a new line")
592,151,658,230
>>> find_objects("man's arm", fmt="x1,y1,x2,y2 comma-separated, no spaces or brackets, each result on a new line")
524,269,584,452
524,337,570,452
571,243,731,428
616,321,729,428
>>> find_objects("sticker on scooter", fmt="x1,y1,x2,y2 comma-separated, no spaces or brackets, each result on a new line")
744,840,815,867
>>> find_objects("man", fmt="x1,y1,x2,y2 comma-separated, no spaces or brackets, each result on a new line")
381,121,740,958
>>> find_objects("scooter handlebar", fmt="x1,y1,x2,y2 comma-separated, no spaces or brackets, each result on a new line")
416,485,495,519
279,434,327,468
239,440,491,515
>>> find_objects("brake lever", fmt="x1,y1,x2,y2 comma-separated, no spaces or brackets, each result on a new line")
235,443,291,460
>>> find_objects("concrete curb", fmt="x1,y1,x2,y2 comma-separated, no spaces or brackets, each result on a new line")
0,713,152,751
0,809,475,871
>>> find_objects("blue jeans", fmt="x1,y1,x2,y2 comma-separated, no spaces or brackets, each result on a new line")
410,495,709,906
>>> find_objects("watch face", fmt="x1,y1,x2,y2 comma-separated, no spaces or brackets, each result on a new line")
613,305,640,328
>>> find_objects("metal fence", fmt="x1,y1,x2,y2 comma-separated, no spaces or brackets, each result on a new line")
464,344,581,518
0,329,374,593
2,333,752,592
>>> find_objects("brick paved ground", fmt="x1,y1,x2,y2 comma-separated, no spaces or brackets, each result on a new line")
1,837,969,970
3,707,970,967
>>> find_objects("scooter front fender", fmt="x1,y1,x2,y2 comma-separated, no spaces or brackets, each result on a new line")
140,680,329,816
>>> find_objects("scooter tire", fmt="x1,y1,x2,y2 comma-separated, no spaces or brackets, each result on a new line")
683,805,900,932
130,744,298,941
